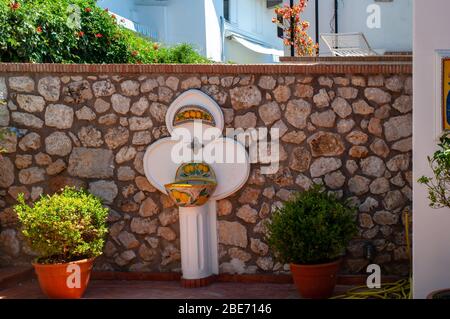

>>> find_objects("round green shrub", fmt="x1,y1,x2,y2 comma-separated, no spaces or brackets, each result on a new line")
0,0,210,64
15,186,109,264
266,185,358,265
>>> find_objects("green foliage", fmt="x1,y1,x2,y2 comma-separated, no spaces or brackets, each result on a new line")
15,186,109,264
418,132,450,208
0,0,210,64
266,185,357,265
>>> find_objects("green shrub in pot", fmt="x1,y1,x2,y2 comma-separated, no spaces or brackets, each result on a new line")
266,184,357,298
14,186,109,298
15,186,109,264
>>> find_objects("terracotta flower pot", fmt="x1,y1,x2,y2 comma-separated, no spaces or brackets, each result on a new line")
290,259,341,299
33,258,95,299
427,289,450,299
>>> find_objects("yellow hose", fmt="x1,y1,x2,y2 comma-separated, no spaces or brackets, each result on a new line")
331,209,412,299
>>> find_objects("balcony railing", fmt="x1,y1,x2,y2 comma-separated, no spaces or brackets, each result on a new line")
111,11,158,40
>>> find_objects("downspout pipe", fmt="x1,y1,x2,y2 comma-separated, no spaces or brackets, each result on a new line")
315,0,319,43
290,0,295,57
335,0,339,33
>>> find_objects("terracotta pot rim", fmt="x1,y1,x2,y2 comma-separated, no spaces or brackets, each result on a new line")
290,258,342,268
32,257,96,268
426,288,450,299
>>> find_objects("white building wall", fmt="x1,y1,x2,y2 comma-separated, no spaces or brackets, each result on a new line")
204,0,224,61
164,0,207,55
97,0,134,18
283,0,412,56
413,0,450,299
337,0,412,53
133,5,168,42
224,0,283,63
98,0,283,62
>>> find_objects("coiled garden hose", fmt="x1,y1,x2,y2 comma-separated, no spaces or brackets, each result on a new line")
331,209,412,299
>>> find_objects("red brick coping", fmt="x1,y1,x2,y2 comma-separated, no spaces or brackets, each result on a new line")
280,55,412,63
0,62,411,75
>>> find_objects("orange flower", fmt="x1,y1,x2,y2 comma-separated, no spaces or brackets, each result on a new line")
9,1,20,10
36,26,42,33
153,43,159,50
131,50,138,57
85,7,92,13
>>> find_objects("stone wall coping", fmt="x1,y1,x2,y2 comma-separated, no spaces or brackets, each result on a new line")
0,62,412,75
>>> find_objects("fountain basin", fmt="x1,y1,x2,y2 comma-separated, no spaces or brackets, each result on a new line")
164,181,217,207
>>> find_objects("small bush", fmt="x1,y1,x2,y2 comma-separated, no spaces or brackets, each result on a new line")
418,132,450,209
266,185,357,265
0,0,210,64
15,186,109,264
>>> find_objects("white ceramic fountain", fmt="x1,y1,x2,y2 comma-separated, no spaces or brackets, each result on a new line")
143,89,250,286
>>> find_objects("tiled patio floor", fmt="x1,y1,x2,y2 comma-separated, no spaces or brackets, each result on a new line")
0,279,352,299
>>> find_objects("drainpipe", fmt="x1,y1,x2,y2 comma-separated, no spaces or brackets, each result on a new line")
335,0,339,33
290,0,295,57
220,16,225,62
315,0,319,43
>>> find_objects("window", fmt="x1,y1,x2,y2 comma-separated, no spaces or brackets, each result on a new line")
277,14,283,38
224,0,230,21
267,0,283,8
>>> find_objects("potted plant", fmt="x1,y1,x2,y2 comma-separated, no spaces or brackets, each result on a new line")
14,186,109,299
419,132,450,298
266,184,357,299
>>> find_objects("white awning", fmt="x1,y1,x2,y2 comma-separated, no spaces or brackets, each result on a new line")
229,35,284,57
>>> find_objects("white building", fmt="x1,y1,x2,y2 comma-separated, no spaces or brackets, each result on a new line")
97,0,284,63
97,0,412,63
291,0,413,55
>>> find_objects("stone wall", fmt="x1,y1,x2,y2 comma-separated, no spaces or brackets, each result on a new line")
0,63,412,276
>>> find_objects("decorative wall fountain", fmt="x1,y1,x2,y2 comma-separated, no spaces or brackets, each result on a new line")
143,90,250,287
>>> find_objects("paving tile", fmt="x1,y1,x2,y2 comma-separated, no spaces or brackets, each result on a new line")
0,279,352,299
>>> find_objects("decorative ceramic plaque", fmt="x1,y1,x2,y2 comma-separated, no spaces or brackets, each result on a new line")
173,105,215,127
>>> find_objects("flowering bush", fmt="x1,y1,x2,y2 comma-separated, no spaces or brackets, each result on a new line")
0,0,210,64
272,0,318,57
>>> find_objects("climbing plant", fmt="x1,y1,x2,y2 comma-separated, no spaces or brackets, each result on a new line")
272,0,318,57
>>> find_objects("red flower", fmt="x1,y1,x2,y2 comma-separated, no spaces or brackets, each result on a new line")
85,7,92,13
36,26,42,33
77,31,85,37
9,1,20,10
95,33,103,38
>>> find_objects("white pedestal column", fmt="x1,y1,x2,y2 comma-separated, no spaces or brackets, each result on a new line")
178,201,218,280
